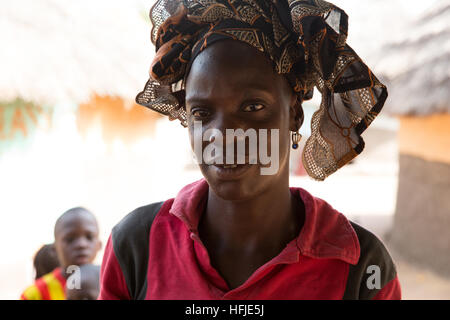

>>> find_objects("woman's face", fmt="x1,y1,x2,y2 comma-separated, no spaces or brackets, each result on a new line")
185,40,300,200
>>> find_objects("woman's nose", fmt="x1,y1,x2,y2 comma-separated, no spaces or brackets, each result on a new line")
209,109,246,133
208,112,252,159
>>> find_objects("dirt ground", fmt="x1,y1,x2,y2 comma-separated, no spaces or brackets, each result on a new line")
388,248,450,300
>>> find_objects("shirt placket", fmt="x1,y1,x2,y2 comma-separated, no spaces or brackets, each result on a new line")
190,230,301,299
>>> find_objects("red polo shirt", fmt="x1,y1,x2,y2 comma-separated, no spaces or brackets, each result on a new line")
99,178,401,300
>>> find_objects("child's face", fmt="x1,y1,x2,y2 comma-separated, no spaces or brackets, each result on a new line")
54,213,101,268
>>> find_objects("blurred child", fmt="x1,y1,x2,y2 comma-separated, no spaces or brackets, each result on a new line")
33,243,60,280
65,264,100,300
21,207,102,300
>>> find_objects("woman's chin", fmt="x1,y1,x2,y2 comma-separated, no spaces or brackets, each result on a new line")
207,177,265,201
201,164,260,200
211,181,251,201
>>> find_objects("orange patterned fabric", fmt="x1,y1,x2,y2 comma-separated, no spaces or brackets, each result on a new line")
136,0,388,181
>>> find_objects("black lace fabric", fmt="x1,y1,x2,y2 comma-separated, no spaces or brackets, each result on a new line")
136,0,388,181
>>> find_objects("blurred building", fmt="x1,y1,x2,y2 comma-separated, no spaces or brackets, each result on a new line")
375,0,450,275
0,0,160,149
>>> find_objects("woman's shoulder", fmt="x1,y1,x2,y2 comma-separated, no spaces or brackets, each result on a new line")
349,221,395,268
295,186,395,264
104,200,174,300
296,186,399,297
111,178,208,239
343,220,399,299
112,199,174,238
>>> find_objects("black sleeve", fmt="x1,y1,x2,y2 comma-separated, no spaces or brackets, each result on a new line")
111,201,164,300
342,221,398,300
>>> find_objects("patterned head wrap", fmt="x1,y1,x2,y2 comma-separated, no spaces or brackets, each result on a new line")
136,0,388,181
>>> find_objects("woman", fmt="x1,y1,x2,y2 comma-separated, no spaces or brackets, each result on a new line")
99,0,401,300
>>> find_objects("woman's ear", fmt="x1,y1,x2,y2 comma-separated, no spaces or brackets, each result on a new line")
289,94,304,132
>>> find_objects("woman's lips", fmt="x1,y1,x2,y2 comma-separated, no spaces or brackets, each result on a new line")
210,163,253,180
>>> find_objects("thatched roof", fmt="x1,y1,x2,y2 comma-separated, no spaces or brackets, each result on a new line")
2,0,447,115
0,0,153,106
374,0,450,115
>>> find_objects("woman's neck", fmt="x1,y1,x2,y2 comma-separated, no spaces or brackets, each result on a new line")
200,175,304,253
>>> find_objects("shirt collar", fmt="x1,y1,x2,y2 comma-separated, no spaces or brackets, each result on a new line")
169,178,360,265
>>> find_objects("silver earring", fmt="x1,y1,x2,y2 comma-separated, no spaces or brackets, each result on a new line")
292,131,302,149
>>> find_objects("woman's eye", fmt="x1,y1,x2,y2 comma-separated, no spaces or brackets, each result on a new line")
191,109,210,118
243,104,265,112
